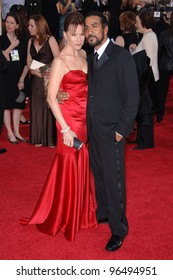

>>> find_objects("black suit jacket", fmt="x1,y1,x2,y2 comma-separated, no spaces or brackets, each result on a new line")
87,41,140,142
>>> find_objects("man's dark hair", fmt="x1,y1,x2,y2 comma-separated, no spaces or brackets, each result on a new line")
85,11,108,28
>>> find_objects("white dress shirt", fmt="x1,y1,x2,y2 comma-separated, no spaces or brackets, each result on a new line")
95,38,110,59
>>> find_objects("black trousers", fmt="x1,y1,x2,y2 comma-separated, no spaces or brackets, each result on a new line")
136,113,154,149
157,69,173,119
89,124,128,238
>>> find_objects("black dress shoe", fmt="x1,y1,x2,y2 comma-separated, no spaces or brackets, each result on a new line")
8,139,18,144
0,148,7,154
105,234,123,252
15,136,28,143
133,146,144,150
156,116,163,123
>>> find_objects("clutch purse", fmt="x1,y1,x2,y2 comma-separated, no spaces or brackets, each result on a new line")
15,91,25,103
73,137,83,150
30,59,45,70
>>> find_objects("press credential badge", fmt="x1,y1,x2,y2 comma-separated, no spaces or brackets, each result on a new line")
10,49,20,61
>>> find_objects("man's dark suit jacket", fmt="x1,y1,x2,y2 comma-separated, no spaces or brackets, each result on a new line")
87,41,140,142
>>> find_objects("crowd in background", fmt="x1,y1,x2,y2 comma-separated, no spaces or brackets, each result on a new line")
1,0,173,153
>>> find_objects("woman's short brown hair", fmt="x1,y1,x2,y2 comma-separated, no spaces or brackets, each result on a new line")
119,11,137,32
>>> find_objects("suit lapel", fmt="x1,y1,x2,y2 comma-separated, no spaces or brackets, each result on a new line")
97,51,108,69
88,53,95,78
88,41,115,79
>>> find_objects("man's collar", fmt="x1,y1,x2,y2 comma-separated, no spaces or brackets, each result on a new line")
95,38,110,59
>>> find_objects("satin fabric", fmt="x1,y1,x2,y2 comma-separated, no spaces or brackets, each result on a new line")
20,70,97,241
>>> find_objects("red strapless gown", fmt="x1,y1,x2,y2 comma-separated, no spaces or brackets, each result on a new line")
20,71,97,241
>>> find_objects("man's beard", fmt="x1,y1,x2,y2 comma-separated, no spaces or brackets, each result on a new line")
86,31,105,47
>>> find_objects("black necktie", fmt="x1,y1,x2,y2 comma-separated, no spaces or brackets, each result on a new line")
93,52,99,70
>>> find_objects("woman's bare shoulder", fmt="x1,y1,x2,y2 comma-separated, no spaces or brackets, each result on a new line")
49,36,58,44
80,49,87,59
52,55,65,68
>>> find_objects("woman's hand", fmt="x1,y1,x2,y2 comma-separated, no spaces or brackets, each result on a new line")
18,81,24,90
2,38,20,61
57,90,69,104
63,129,77,148
11,38,20,49
129,44,137,54
2,51,10,61
31,68,42,78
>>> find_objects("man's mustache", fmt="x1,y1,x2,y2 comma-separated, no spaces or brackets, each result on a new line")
87,35,97,40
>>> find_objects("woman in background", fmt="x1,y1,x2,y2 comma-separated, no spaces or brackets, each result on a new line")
20,12,97,241
133,10,159,82
27,15,59,147
115,11,140,51
0,47,9,153
10,4,30,125
58,0,76,48
132,9,159,149
0,12,28,144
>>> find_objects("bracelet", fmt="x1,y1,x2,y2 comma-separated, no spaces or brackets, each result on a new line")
19,81,24,83
61,126,70,133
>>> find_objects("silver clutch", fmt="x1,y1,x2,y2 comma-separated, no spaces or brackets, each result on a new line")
73,137,83,150
15,91,25,103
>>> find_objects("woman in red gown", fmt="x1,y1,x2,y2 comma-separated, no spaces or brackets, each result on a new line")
20,12,97,241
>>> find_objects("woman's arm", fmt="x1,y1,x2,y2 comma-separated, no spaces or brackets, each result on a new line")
59,0,72,16
47,57,76,146
0,49,9,71
115,36,125,48
3,38,20,56
27,39,42,78
27,39,32,69
49,36,60,58
47,57,67,129
18,65,29,90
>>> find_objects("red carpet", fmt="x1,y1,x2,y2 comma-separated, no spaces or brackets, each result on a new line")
0,83,173,260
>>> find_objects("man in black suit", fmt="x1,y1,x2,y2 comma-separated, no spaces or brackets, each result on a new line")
0,47,9,154
85,11,139,252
